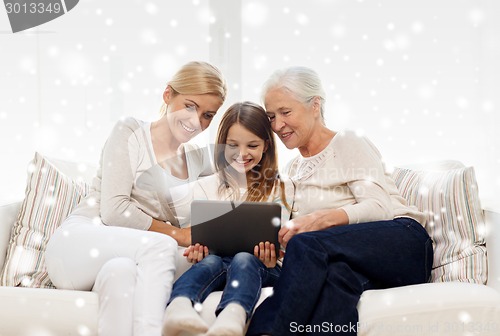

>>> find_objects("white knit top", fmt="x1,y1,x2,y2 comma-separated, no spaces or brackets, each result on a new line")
71,117,212,230
287,130,425,226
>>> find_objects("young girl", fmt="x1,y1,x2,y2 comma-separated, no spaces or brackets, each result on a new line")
163,102,291,336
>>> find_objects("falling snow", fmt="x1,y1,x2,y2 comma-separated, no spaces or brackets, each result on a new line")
0,5,498,336
0,0,498,209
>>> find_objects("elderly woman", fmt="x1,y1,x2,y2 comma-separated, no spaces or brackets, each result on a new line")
246,67,433,336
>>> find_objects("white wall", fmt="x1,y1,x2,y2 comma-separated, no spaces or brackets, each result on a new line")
237,0,500,205
1,0,499,206
0,0,212,201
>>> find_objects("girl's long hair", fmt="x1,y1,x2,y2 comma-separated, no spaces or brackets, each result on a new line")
214,102,286,205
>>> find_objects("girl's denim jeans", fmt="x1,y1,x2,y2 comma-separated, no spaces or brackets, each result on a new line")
168,252,281,320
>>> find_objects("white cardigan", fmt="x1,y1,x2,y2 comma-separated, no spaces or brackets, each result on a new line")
287,130,425,225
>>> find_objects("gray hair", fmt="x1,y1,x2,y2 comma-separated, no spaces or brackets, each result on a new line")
261,66,326,121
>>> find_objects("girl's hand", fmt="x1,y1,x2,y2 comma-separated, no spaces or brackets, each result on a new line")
183,243,209,263
254,241,277,268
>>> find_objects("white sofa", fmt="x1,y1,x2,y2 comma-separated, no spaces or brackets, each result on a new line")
1,157,500,336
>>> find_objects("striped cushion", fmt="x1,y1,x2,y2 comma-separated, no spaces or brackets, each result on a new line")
0,153,89,288
392,166,487,283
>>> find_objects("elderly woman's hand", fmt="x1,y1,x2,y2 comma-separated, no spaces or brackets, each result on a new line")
278,209,349,247
278,214,316,247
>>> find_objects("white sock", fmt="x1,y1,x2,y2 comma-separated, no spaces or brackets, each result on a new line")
206,303,247,336
162,297,209,336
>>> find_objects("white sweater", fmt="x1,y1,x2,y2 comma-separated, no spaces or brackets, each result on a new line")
287,130,425,226
71,117,212,230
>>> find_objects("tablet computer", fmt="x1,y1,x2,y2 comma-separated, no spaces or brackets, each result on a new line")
190,200,281,257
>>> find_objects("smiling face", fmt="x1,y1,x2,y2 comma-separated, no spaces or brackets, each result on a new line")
264,87,320,152
224,123,267,174
163,88,223,144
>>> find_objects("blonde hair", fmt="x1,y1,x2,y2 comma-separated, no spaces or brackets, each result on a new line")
161,61,227,116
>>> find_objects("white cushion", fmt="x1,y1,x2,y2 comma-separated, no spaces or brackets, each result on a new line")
0,286,98,335
358,282,500,336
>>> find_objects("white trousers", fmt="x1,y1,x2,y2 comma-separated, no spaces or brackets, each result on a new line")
45,215,178,336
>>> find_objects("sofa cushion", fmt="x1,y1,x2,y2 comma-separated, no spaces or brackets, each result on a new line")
358,282,500,336
0,153,90,288
0,286,98,335
392,165,487,283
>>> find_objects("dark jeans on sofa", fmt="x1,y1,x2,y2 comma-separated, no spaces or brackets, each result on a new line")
246,217,433,336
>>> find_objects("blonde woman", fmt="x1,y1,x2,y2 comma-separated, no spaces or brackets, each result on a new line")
45,61,227,336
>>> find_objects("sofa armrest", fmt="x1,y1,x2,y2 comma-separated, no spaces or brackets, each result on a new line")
0,201,22,268
485,207,500,293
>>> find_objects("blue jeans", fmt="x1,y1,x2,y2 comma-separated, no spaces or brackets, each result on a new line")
168,252,281,320
246,217,433,335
